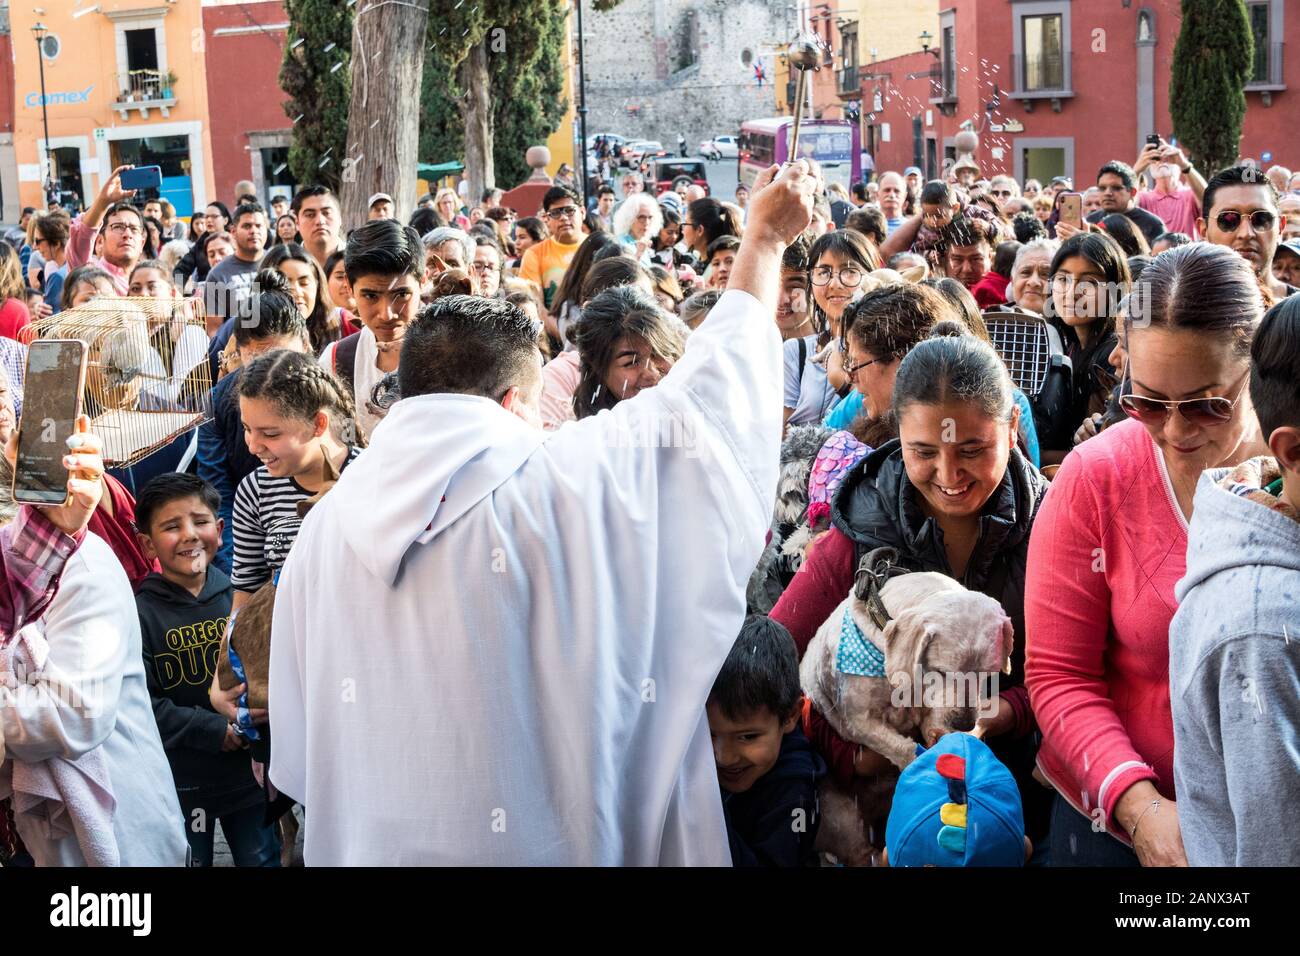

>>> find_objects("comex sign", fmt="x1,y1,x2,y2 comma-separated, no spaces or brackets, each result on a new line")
26,85,94,108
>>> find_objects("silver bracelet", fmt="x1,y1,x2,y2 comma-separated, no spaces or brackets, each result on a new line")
1129,798,1161,840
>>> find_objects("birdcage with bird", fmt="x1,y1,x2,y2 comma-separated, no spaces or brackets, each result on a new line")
30,295,212,466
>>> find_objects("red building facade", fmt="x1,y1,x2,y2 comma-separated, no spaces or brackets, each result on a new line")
201,0,294,206
858,0,1297,186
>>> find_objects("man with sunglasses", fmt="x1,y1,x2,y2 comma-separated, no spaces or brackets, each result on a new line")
1085,160,1166,246
518,185,588,314
1200,165,1296,301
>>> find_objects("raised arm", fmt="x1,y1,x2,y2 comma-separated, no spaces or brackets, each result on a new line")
878,212,923,260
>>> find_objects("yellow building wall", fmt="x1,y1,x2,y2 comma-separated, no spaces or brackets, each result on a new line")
10,2,216,215
544,1,576,180
857,0,939,70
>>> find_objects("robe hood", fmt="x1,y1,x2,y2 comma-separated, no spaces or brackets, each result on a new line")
331,393,546,586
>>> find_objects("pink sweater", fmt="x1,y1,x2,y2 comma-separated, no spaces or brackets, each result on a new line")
1025,419,1184,842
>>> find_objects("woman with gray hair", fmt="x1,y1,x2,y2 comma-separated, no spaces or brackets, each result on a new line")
612,192,662,266
990,237,1059,315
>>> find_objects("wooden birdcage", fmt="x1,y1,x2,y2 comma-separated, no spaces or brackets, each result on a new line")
31,296,212,466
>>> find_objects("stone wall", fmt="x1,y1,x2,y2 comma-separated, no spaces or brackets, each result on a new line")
582,0,787,150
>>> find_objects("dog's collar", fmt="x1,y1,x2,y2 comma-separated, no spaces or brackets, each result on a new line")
854,546,907,631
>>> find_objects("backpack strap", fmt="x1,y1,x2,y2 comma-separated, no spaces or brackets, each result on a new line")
333,332,361,401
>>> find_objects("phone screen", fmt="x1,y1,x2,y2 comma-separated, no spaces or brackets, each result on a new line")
12,340,87,505
120,165,162,192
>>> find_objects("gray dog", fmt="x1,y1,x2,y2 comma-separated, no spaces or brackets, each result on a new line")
800,568,1014,863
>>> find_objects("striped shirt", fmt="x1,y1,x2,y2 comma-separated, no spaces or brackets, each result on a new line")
230,446,362,593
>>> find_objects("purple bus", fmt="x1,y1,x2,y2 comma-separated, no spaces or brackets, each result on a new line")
737,117,861,192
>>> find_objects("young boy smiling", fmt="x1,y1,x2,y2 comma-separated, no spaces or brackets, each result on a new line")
134,473,280,867
706,616,826,866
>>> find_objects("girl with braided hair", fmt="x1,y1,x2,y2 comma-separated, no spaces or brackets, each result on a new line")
231,350,363,611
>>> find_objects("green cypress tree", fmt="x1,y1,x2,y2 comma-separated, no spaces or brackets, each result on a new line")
419,1,588,191
1170,0,1254,176
280,0,353,192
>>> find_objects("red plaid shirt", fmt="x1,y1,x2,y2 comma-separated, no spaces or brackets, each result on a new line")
1,505,84,646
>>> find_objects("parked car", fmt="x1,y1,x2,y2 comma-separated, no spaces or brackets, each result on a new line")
647,158,710,196
624,140,667,166
699,135,739,160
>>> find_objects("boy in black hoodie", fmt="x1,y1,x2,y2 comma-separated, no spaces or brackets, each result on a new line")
707,616,826,866
135,473,281,867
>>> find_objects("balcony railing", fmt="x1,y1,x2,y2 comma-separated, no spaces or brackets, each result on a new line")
928,63,957,103
1008,51,1074,99
113,69,177,119
837,65,859,96
1247,41,1285,90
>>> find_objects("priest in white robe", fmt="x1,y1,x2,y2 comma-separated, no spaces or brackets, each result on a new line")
268,161,817,865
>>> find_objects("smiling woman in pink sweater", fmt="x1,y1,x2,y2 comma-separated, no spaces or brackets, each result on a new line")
1025,243,1267,867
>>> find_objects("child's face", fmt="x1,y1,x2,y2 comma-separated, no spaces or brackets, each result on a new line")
708,251,735,289
129,267,172,299
707,703,798,794
240,395,326,479
140,496,222,581
922,201,956,230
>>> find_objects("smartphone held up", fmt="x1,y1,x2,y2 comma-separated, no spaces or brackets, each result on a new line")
11,339,88,506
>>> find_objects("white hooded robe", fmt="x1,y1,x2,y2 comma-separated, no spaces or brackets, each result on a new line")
268,288,781,865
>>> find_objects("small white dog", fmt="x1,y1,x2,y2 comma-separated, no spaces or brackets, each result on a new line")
800,562,1014,862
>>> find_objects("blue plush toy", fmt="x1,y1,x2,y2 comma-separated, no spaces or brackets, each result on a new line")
885,732,1026,867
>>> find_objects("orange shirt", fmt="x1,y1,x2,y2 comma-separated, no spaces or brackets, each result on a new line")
519,237,582,310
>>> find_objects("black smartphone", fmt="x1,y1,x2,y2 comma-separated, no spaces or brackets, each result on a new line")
12,340,88,506
1146,133,1161,148
120,165,162,192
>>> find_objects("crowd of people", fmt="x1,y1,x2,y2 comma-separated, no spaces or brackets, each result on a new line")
0,137,1297,868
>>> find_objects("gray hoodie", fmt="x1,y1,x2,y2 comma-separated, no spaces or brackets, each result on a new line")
1170,467,1300,867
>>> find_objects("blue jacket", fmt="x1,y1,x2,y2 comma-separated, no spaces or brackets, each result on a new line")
196,371,261,574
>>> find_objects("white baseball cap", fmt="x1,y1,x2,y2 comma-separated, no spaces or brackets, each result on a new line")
367,192,394,209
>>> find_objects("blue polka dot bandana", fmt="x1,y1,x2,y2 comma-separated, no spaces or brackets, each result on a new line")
834,606,886,677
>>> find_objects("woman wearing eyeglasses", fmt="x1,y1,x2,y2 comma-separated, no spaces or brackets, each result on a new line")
1025,243,1269,868
1038,231,1129,464
612,193,662,266
783,231,880,428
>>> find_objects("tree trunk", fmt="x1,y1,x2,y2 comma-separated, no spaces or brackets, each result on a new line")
461,40,495,205
340,0,429,227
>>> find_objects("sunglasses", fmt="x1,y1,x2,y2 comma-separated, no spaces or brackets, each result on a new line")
1214,210,1276,232
1118,373,1248,428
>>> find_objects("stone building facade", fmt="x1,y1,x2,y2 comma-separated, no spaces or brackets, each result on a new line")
583,0,787,149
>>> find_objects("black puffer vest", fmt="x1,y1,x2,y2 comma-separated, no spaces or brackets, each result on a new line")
829,439,1048,688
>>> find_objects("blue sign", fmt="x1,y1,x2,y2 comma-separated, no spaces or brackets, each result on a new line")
25,85,94,108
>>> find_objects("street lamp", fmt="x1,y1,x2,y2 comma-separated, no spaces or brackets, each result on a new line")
32,22,52,207
574,0,590,206
919,30,940,59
